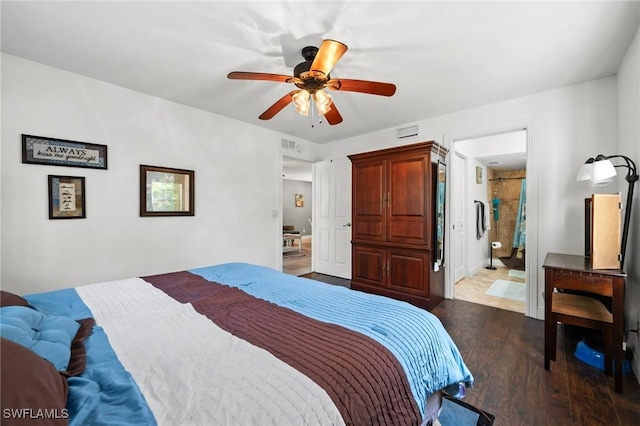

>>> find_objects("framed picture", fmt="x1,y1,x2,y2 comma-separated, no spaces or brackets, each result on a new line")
140,165,194,217
295,194,304,207
23,134,108,170
48,175,86,219
475,166,483,184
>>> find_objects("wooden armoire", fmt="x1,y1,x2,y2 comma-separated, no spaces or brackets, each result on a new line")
348,141,448,310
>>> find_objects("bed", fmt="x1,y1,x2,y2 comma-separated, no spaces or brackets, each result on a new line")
1,262,473,425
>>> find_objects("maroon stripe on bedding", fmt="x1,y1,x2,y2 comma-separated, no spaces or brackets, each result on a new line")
142,271,421,425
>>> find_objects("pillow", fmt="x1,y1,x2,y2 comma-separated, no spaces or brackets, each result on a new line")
0,306,81,372
0,337,69,425
0,290,29,307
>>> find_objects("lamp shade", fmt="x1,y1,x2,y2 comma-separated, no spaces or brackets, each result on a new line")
292,90,310,116
591,159,617,183
314,90,333,115
576,162,593,181
592,176,615,186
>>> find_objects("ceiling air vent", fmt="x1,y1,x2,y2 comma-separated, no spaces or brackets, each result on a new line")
281,138,297,150
281,138,304,153
397,125,418,140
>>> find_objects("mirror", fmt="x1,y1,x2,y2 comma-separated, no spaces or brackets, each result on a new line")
435,160,446,268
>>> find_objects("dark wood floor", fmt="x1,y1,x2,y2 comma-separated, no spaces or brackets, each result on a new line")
303,273,640,426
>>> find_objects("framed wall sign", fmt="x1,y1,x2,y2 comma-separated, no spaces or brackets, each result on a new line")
23,134,108,170
140,165,194,217
48,175,86,219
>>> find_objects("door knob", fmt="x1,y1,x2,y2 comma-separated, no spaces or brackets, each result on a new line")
343,222,352,227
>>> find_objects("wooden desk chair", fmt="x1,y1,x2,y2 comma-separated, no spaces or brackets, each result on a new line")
543,253,625,393
545,291,613,375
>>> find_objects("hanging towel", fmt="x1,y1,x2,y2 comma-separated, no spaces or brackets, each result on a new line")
492,197,501,222
475,201,486,239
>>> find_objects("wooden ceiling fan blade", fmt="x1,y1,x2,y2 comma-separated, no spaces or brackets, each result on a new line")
227,71,293,83
324,102,343,125
327,78,396,97
259,90,298,120
310,39,348,77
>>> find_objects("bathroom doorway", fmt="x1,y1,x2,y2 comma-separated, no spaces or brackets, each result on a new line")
452,130,527,314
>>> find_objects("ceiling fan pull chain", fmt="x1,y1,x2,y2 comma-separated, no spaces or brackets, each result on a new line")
310,95,315,128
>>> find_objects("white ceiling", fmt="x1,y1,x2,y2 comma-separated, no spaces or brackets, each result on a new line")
2,1,638,145
456,129,528,170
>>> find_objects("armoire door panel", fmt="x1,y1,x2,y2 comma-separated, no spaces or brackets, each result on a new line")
354,220,385,241
388,157,426,217
352,245,386,287
388,220,426,243
352,160,385,241
387,154,429,245
353,161,384,216
388,250,429,296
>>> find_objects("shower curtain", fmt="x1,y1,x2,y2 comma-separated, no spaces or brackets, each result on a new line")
512,178,526,258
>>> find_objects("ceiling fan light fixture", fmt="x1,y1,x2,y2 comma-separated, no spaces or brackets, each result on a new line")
292,89,310,116
313,90,332,115
227,39,394,125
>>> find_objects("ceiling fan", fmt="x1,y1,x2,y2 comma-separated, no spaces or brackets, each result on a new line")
227,39,396,125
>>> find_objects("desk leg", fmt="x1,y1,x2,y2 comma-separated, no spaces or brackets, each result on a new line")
544,268,554,370
613,277,625,393
613,332,623,393
298,237,302,253
545,321,557,369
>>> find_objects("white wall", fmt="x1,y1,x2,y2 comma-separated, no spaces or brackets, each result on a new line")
617,26,640,381
0,54,317,294
321,76,619,319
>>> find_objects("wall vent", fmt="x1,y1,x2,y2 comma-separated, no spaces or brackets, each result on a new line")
281,138,297,150
397,125,419,139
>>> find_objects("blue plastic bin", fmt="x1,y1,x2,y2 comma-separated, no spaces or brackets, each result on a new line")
574,340,631,375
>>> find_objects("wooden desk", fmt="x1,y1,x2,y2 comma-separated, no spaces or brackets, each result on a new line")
543,252,626,392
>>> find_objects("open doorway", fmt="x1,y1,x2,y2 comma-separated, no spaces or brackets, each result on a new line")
452,130,527,314
282,156,313,276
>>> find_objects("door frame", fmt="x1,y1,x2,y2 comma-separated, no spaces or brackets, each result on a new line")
452,151,468,283
443,117,541,319
279,154,315,273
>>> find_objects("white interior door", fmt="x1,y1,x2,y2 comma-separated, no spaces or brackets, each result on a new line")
453,152,466,283
313,157,352,278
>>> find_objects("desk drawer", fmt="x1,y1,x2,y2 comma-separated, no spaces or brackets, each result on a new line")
553,271,613,297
